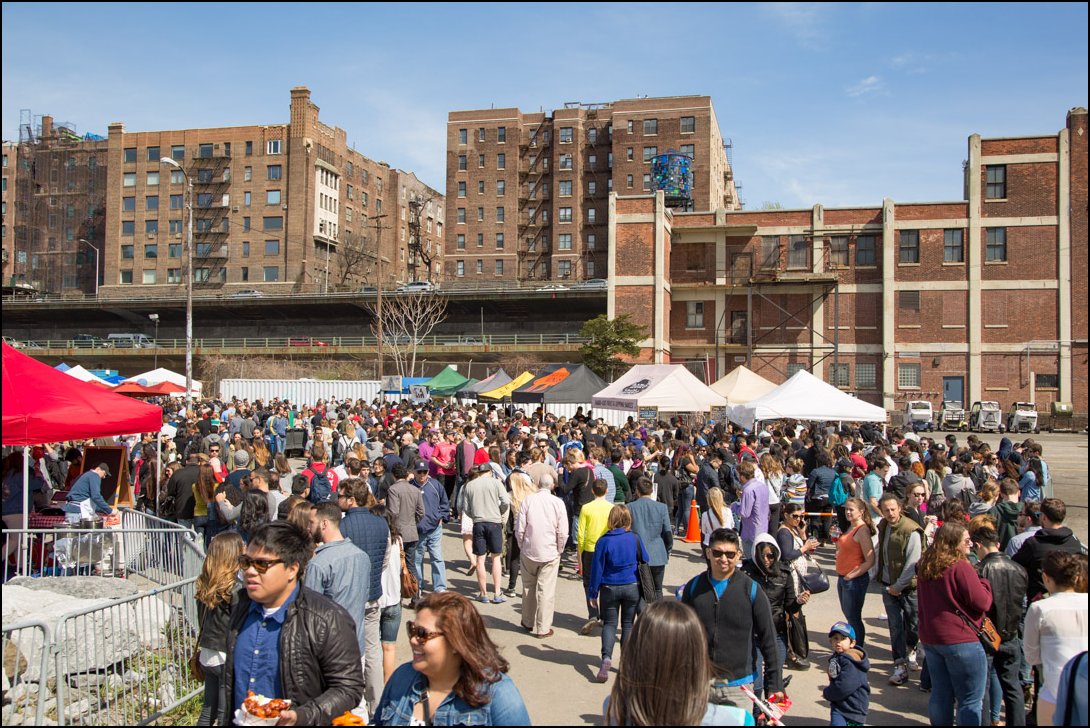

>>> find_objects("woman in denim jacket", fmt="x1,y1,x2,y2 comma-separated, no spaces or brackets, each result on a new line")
372,591,531,725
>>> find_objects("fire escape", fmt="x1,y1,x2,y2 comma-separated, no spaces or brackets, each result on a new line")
581,108,609,279
406,196,433,282
189,150,231,288
517,122,551,281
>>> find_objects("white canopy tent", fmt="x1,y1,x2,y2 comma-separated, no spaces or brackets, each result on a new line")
710,365,779,405
126,367,203,395
593,364,726,426
63,364,112,386
730,369,888,429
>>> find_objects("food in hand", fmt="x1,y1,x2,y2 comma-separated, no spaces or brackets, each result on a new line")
243,691,291,719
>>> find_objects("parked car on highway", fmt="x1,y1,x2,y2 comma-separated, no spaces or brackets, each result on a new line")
571,278,607,290
396,280,438,294
107,333,157,348
288,336,329,347
538,283,570,291
72,334,113,349
229,288,265,298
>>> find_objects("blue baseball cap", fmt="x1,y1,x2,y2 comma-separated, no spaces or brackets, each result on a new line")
829,621,856,641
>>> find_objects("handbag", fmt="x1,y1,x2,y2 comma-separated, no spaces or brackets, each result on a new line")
634,535,660,604
794,553,830,594
188,624,205,681
785,610,810,663
399,544,419,600
955,608,1002,656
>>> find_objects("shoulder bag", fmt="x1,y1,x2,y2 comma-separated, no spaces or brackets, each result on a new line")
793,551,830,594
400,544,419,600
634,534,660,604
955,607,1001,656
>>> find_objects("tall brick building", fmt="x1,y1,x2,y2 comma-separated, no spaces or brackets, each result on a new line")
609,107,1088,414
3,88,443,296
444,96,739,282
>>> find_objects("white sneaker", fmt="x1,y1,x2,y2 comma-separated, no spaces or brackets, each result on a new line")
908,649,921,671
889,664,909,686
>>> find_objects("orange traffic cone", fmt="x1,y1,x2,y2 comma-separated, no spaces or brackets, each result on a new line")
681,500,702,544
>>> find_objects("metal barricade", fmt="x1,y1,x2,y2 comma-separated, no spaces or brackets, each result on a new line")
1,620,51,726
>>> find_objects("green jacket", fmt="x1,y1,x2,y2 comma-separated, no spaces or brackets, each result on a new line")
608,464,630,503
877,515,925,591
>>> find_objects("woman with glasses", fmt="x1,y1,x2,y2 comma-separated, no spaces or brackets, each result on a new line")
776,502,818,667
904,485,930,528
372,591,530,725
835,497,877,649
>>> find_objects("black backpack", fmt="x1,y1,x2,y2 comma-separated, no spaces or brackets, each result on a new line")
306,464,334,503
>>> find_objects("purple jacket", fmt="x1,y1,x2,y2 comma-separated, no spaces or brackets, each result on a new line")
739,477,769,542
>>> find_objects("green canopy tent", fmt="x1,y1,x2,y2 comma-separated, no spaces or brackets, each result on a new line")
423,367,475,397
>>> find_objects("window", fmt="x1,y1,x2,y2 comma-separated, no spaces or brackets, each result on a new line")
643,174,651,191
478,154,485,168
119,270,133,284
170,170,184,184
787,235,810,269
477,207,485,221
829,237,849,267
898,363,921,389
587,234,596,250
829,364,849,388
168,219,182,235
985,165,1007,199
476,259,484,274
267,190,281,205
559,207,573,223
680,144,695,159
144,242,159,259
478,128,486,142
686,301,704,328
627,147,634,161
264,239,280,256
477,233,484,247
558,233,572,251
196,192,214,208
124,147,137,163
167,268,181,283
458,128,467,144
267,165,282,180
643,119,658,135
558,260,572,278
643,146,657,162
198,143,213,159
899,290,920,311
122,196,136,212
856,235,876,266
456,260,465,277
242,217,251,232
457,208,466,223
121,221,135,236
497,127,506,143
263,216,283,231
626,174,634,188
478,180,485,194
496,206,505,222
458,155,467,171
899,230,919,263
856,363,877,389
496,233,505,249
496,180,505,196
588,181,597,195
123,173,136,187
587,208,596,223
457,234,465,250
145,195,159,211
944,229,964,263
786,363,807,377
146,171,160,186
197,169,215,184
588,128,597,144
121,244,134,259
458,181,466,198
146,146,160,162
986,228,1007,262
263,266,279,281
559,127,573,143
559,180,573,197
559,154,573,170
495,260,504,275
145,220,158,234
1035,373,1059,389
497,153,505,170
627,120,634,133
760,236,780,270
587,260,595,276
266,140,281,155
588,154,597,168
171,145,185,161
680,116,696,134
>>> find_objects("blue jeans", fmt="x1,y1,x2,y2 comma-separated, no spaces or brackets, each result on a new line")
414,525,447,594
830,706,863,726
924,640,987,727
837,573,870,647
599,582,639,660
989,637,1026,726
752,633,787,699
881,588,918,663
676,484,694,533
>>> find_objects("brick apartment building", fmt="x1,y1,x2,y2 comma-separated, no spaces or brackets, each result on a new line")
2,87,443,296
444,96,739,283
606,107,1087,414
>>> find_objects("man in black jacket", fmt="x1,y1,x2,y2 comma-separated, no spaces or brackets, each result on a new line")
1012,498,1087,601
225,521,364,725
974,526,1028,726
163,453,200,523
680,528,785,715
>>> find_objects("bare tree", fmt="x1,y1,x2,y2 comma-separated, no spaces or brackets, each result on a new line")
365,293,448,379
334,230,378,290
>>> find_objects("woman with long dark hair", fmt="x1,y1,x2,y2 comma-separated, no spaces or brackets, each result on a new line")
671,444,699,536
916,521,993,726
194,532,244,726
236,490,270,543
372,591,530,725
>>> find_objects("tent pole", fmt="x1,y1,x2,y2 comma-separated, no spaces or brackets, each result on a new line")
156,433,162,516
21,446,30,575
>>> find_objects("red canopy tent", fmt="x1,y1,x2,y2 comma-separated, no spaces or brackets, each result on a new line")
145,380,186,396
111,380,158,397
2,342,162,447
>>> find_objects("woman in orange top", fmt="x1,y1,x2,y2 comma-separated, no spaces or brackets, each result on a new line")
836,496,876,647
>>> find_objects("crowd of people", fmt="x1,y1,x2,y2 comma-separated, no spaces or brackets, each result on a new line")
4,393,1088,726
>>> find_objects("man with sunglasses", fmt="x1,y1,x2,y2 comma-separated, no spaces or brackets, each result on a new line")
679,528,784,716
226,521,364,726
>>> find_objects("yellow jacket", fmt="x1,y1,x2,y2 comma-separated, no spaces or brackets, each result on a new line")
578,498,614,553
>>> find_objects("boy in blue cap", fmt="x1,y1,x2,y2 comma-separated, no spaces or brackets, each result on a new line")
823,621,870,726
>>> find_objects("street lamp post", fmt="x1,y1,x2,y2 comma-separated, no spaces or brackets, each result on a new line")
160,157,194,411
149,314,159,368
77,238,100,297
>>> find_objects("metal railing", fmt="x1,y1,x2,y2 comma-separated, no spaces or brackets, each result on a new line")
1,620,51,726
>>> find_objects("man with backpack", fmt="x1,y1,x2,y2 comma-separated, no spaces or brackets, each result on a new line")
303,441,339,504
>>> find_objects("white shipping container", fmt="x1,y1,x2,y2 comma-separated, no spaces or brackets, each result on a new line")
220,379,382,405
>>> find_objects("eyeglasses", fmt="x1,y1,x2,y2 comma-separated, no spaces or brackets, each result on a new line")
912,491,927,497
405,621,444,643
709,548,739,560
238,555,285,574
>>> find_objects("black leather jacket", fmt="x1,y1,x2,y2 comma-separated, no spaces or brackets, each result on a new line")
224,586,364,725
977,551,1028,641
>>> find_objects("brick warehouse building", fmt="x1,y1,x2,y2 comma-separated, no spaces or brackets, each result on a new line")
2,87,443,296
444,96,740,282
607,107,1087,415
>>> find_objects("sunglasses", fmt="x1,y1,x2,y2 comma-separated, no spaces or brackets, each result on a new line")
238,555,285,574
405,621,444,643
709,548,739,560
912,491,927,497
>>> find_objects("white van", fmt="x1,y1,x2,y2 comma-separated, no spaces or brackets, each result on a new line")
107,333,157,348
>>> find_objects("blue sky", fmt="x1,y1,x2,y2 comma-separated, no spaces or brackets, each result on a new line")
3,3,1086,209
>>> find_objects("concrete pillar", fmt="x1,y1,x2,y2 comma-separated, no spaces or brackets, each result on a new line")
811,204,825,378
882,198,897,412
1057,128,1072,402
967,134,983,405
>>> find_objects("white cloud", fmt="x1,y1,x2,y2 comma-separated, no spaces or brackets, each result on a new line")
846,75,885,97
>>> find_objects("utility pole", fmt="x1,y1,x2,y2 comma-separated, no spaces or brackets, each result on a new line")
371,214,388,377
160,157,194,410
